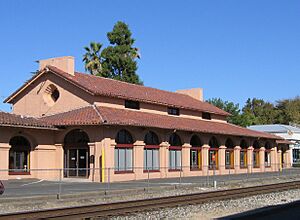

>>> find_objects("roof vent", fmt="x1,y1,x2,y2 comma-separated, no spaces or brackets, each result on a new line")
38,56,75,76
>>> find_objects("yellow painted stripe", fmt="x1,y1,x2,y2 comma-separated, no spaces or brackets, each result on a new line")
101,147,105,183
198,150,201,169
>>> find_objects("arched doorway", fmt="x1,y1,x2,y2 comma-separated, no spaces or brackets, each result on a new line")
190,135,202,170
9,136,31,174
264,141,272,167
144,131,160,171
169,133,182,171
240,139,248,168
209,137,219,169
253,140,260,168
64,129,90,178
225,138,234,169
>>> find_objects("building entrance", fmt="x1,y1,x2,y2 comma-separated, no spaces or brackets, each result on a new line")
65,148,89,177
63,129,90,178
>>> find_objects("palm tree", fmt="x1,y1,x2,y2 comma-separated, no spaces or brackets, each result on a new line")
83,42,102,75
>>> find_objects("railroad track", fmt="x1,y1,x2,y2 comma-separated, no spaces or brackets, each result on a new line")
1,180,300,220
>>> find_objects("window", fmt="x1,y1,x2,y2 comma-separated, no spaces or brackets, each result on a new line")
51,88,60,102
209,150,218,169
265,150,271,167
253,141,260,168
9,136,31,174
144,148,159,171
225,138,234,169
225,150,234,169
190,149,201,170
116,129,133,144
264,142,271,167
169,133,182,146
169,133,182,170
253,150,260,168
209,137,219,169
44,84,60,106
169,150,182,170
240,150,247,168
240,140,248,168
115,130,134,173
125,100,140,110
144,131,159,146
144,131,160,171
202,112,211,120
168,107,180,116
190,135,202,170
115,148,133,172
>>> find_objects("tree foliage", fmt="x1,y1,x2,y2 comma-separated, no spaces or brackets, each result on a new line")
208,97,300,127
83,21,142,84
276,97,300,124
207,98,242,125
83,42,102,76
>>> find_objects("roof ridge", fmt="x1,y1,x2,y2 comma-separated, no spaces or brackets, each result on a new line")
92,104,105,123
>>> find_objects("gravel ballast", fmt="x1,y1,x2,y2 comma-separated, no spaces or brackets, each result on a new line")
113,189,300,220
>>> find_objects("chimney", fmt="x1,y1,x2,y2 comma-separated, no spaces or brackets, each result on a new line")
176,88,204,101
38,56,75,76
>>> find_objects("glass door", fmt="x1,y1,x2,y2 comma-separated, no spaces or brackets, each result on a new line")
68,149,77,177
78,149,88,177
65,149,89,178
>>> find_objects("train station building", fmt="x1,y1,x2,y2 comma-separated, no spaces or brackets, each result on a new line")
0,56,292,182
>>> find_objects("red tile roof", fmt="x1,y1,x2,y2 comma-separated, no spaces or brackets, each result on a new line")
5,66,230,116
0,111,55,129
41,106,102,126
42,105,281,140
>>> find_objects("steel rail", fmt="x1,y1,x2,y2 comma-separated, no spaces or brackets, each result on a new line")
1,180,299,220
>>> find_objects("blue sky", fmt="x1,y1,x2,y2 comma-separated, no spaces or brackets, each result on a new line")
0,0,299,112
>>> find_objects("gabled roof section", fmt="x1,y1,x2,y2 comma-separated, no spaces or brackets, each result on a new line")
5,66,230,116
42,105,281,140
0,111,56,130
41,106,103,126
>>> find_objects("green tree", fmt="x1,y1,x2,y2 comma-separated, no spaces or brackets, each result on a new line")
207,98,244,126
82,21,142,84
101,21,142,85
276,96,300,124
83,42,103,76
241,98,278,125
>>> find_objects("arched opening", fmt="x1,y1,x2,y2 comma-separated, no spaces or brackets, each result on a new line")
169,133,182,171
144,131,159,145
144,131,160,171
240,139,248,168
190,135,202,170
116,129,133,144
208,137,219,169
169,133,182,146
9,136,31,174
225,138,234,169
253,140,260,168
64,129,90,178
264,141,272,167
115,129,134,173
